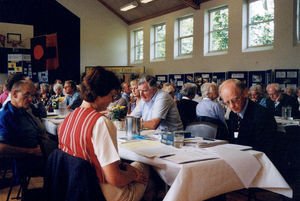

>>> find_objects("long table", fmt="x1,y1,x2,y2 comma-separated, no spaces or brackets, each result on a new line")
42,117,293,200
118,131,292,201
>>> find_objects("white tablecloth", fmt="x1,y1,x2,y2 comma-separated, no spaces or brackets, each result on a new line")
118,131,292,201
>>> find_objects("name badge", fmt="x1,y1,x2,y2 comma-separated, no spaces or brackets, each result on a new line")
234,132,239,139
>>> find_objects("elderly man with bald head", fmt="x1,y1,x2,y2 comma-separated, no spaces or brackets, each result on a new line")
266,83,299,118
219,79,277,156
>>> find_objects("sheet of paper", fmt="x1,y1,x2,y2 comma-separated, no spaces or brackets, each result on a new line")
163,148,219,164
216,144,252,151
120,140,177,157
209,146,261,188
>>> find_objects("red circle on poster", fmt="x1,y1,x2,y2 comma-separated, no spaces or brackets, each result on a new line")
34,45,44,60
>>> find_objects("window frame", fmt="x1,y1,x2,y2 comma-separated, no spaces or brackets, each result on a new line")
153,23,166,59
247,0,275,48
208,5,229,53
133,29,143,62
178,15,194,56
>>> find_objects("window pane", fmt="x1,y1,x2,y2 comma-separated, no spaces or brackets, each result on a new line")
155,24,166,41
180,17,193,37
249,21,274,46
180,37,193,54
155,42,165,58
135,45,143,60
210,7,228,31
249,0,274,24
210,30,228,51
136,30,143,45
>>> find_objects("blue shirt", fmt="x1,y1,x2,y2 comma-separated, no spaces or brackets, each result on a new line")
121,92,130,104
196,98,226,124
238,99,249,119
131,90,183,131
0,102,43,148
65,91,82,110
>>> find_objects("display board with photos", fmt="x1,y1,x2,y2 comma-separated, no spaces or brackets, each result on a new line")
248,70,272,87
212,72,226,85
274,69,299,90
168,74,185,89
227,71,248,86
184,73,194,83
85,66,145,83
155,75,168,87
194,72,212,85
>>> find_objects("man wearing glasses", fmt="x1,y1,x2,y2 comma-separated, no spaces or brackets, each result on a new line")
219,79,277,157
0,80,42,156
131,75,183,131
266,83,299,119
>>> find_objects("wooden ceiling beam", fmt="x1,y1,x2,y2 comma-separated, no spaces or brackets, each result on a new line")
97,0,129,24
181,0,200,10
129,4,188,25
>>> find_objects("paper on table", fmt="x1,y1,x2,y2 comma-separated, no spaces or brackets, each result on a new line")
210,146,261,188
163,148,219,164
120,140,177,158
216,143,252,151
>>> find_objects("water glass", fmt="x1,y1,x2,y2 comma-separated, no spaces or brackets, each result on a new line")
173,132,184,148
282,106,292,120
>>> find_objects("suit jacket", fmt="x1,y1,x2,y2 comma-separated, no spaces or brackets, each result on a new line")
266,94,300,118
226,100,277,157
177,98,198,129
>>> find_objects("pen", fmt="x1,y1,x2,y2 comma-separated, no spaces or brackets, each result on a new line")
160,154,175,158
203,138,215,141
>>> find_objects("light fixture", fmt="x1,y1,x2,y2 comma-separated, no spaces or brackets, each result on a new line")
140,0,154,3
120,1,138,11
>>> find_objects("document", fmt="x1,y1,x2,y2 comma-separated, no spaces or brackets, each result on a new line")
120,140,178,158
162,148,219,164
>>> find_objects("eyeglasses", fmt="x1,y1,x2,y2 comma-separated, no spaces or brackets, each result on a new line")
224,97,241,106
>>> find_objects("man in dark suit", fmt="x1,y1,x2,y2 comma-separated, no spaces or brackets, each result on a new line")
266,83,299,119
219,79,277,157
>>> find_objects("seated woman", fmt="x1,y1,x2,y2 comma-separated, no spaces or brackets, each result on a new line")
58,67,149,201
128,79,141,114
46,83,65,111
40,83,50,106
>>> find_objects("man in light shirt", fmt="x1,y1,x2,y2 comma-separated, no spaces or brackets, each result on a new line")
131,75,183,131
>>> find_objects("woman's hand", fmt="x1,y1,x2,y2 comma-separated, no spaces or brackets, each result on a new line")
123,162,148,184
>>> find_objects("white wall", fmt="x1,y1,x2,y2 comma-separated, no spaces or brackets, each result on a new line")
128,0,300,76
57,0,128,73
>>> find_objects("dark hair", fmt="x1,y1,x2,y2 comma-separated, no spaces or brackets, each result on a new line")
80,67,121,102
65,80,77,90
5,73,25,91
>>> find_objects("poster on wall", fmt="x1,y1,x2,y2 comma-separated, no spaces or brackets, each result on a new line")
155,75,168,87
169,74,184,89
38,70,49,83
184,73,194,83
7,54,31,77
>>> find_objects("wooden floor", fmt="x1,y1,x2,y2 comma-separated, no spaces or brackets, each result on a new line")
0,175,297,201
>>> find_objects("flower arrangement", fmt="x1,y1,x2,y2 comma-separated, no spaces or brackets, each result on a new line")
52,96,65,109
110,105,127,121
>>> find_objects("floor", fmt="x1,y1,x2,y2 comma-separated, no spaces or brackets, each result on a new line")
0,174,297,201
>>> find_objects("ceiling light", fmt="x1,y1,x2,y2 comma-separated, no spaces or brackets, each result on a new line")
120,1,138,11
140,0,154,3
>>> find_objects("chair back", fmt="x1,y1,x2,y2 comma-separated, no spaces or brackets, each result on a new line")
44,149,106,201
185,121,218,139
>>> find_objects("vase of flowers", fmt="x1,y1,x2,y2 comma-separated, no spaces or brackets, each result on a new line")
110,105,127,130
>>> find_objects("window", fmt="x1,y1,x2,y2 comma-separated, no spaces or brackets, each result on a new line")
208,6,229,52
153,23,166,59
134,29,143,61
247,0,274,47
178,16,194,55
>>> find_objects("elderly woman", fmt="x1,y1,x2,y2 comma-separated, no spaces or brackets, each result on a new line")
40,83,50,106
176,83,198,128
249,84,266,107
58,67,149,201
128,79,141,114
46,83,65,110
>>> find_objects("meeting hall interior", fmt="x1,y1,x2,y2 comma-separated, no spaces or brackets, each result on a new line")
0,0,300,201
